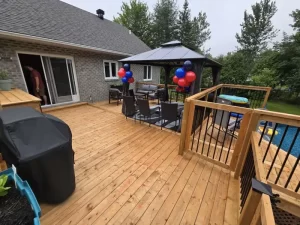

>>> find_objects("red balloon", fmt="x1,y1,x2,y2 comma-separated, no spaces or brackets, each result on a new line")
128,77,135,83
176,86,184,92
185,71,196,82
118,68,126,78
178,78,187,87
184,81,191,87
173,76,179,84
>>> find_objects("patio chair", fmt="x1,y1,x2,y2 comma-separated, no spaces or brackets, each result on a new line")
156,88,166,104
123,96,138,121
136,99,160,126
109,88,122,105
160,102,182,132
208,97,242,141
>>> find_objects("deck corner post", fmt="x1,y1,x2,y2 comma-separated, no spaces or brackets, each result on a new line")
262,87,272,108
179,99,192,155
233,111,260,178
239,189,262,225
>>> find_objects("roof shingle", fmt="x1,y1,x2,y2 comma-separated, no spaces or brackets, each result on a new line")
0,0,150,55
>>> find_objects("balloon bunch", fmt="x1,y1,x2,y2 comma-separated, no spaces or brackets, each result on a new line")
118,64,134,83
172,60,196,93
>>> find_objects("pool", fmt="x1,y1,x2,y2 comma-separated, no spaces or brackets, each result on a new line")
272,125,300,157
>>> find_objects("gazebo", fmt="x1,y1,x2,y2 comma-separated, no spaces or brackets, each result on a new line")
120,40,222,101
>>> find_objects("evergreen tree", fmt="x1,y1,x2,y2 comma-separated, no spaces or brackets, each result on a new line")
151,0,179,47
192,12,211,50
236,0,278,56
290,9,300,31
178,0,193,48
177,1,211,51
114,0,152,47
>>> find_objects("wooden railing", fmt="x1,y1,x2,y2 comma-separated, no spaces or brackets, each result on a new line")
178,84,300,224
179,84,271,169
237,133,276,225
235,109,300,196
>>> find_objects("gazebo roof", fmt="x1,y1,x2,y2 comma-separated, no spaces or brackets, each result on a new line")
119,40,222,67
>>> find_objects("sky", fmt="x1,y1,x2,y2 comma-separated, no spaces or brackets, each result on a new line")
61,0,300,57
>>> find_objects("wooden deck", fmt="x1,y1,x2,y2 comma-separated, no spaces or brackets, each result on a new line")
0,88,41,111
40,104,239,225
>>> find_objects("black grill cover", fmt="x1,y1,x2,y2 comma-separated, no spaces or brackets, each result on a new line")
0,107,75,203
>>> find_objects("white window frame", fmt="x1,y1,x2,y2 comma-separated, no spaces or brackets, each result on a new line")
143,65,152,81
103,60,118,80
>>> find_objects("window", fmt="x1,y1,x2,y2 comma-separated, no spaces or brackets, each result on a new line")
104,60,118,79
143,66,152,80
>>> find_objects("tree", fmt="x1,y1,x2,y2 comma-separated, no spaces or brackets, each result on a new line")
114,0,152,47
151,0,179,48
191,12,211,50
217,51,251,84
178,0,193,48
290,9,300,31
251,50,279,88
236,0,278,56
177,0,211,51
274,33,300,95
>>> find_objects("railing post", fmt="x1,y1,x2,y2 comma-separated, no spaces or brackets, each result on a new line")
233,112,260,178
262,87,271,108
239,189,262,225
179,100,191,155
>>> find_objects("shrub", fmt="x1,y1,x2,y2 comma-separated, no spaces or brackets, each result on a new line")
0,71,9,80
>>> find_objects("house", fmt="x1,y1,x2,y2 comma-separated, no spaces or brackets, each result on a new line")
0,0,160,106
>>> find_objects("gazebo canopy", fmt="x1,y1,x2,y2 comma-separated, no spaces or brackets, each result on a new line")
120,40,221,68
119,40,222,103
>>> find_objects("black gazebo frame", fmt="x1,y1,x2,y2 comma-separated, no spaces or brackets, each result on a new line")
119,40,222,101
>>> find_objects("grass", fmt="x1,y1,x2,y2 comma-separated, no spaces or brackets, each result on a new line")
267,100,300,115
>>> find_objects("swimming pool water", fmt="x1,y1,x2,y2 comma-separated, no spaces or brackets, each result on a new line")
272,125,300,157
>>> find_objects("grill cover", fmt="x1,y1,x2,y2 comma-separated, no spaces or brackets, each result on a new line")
0,107,75,203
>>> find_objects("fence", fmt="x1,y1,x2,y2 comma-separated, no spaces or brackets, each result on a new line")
179,84,270,170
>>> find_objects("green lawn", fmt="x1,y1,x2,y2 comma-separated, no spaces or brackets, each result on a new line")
267,100,300,115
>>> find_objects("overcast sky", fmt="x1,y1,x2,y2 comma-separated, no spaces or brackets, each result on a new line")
61,0,300,56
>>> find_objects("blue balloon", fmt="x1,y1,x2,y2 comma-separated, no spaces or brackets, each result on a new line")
183,60,193,71
175,68,186,78
123,64,130,71
122,77,128,83
125,71,133,78
184,86,191,93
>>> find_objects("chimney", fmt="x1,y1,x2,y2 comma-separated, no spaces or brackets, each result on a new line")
96,9,105,20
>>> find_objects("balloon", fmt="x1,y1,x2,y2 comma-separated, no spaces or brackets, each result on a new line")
183,60,193,71
173,76,179,84
175,68,186,78
184,86,191,93
184,81,191,87
118,68,126,78
122,77,128,83
123,64,130,71
178,78,187,87
125,71,133,78
128,77,135,83
176,86,184,92
185,71,196,82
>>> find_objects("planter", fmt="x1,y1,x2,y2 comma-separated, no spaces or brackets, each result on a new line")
0,79,12,91
0,168,41,225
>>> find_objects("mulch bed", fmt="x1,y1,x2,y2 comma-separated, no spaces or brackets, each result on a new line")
0,180,34,225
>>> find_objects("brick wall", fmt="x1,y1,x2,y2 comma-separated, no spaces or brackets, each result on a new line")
0,38,160,102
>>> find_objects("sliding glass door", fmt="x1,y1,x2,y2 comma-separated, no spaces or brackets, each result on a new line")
42,56,79,104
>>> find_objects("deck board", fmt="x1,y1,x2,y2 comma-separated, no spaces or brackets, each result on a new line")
40,104,238,225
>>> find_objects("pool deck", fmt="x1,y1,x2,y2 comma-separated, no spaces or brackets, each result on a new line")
40,104,239,225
